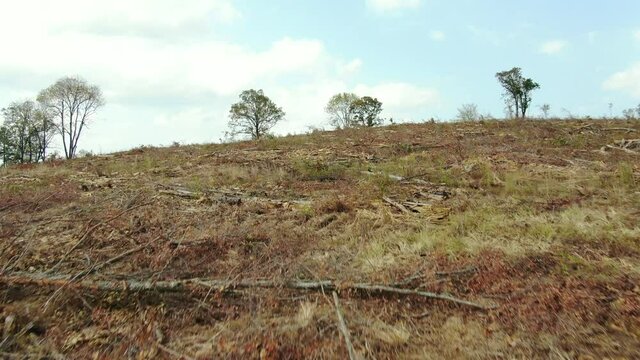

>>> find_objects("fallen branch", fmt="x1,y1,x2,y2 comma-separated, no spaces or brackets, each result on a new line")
332,292,357,360
382,197,412,214
48,201,154,273
601,127,637,133
79,239,156,277
604,144,639,155
158,189,201,200
1,273,495,310
158,185,310,206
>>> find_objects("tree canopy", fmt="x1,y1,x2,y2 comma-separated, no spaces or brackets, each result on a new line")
495,67,540,119
228,89,285,140
325,92,359,129
38,76,104,159
349,96,383,127
0,100,55,164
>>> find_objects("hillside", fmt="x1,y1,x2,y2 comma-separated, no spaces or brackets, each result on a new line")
1,119,639,359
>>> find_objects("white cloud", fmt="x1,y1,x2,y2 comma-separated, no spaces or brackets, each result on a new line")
367,0,421,13
539,40,567,55
429,31,446,42
354,83,440,121
0,0,240,37
604,62,640,98
0,0,441,151
341,59,364,74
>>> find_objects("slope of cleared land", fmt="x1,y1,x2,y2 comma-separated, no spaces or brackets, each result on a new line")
1,119,639,359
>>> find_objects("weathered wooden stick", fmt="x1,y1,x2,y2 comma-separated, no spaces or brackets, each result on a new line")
332,292,357,360
1,273,495,310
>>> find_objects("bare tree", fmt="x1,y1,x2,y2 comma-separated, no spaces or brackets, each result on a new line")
37,76,105,159
457,103,479,121
504,101,516,120
228,89,285,140
622,108,637,120
539,104,551,119
325,93,359,129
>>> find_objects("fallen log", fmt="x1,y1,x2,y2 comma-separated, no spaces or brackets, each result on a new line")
1,273,495,310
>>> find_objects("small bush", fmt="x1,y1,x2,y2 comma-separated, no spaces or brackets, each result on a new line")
316,196,351,214
617,162,636,187
293,159,346,181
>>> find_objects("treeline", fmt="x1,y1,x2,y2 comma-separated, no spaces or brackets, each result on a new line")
1,76,104,165
2,66,639,162
227,89,385,140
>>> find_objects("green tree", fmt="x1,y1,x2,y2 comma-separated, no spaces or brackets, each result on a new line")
38,76,105,159
325,92,359,129
228,89,285,140
349,96,383,127
0,100,54,164
496,67,540,119
0,125,13,165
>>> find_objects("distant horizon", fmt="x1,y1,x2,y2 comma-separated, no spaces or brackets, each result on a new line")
1,0,640,154
42,116,640,158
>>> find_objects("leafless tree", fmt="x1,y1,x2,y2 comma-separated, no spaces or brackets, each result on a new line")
539,104,551,119
457,103,479,121
37,76,105,159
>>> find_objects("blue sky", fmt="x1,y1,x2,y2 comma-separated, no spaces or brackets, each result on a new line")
1,0,639,153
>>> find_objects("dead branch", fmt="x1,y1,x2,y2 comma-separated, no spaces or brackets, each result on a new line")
48,201,154,273
158,189,201,200
604,144,639,155
1,273,495,310
79,240,156,277
157,185,310,206
382,197,412,214
392,263,430,287
332,292,357,360
601,127,637,133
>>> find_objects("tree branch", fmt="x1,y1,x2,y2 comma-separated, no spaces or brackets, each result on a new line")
1,273,495,310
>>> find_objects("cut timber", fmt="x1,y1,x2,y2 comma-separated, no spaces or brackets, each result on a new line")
1,273,495,310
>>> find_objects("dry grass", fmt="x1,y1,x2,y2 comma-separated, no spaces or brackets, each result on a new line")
1,118,639,359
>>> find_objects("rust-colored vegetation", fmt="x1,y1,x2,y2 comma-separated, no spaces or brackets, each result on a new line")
1,119,639,359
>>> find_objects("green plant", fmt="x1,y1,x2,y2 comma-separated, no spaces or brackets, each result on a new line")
293,159,346,181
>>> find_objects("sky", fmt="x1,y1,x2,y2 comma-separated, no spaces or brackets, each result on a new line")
1,0,640,154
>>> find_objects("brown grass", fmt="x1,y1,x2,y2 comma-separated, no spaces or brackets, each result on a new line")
1,118,639,359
